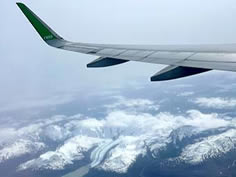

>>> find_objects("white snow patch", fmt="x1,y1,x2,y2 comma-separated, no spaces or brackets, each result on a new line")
0,139,45,163
18,136,102,170
99,136,145,173
180,129,236,164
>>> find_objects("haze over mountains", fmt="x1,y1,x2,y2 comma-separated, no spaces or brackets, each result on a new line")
0,72,236,177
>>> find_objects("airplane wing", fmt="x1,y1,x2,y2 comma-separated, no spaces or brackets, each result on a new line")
17,3,236,81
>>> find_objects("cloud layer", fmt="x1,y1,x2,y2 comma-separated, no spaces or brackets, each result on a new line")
194,97,236,109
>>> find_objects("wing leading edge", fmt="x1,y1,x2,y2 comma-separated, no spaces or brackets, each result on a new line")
17,3,236,81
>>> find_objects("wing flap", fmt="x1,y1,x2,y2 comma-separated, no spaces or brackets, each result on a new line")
87,57,129,68
151,65,211,81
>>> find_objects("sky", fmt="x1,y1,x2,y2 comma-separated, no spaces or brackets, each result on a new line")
2,2,236,176
1,0,236,109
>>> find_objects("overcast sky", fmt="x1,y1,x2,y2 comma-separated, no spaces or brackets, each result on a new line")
1,0,236,108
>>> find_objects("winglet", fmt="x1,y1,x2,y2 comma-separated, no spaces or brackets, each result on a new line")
16,3,63,42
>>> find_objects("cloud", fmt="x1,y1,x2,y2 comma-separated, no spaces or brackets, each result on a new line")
193,97,236,109
0,128,19,143
104,96,160,111
0,94,76,113
184,110,230,130
43,125,70,141
216,83,236,93
178,91,194,97
170,84,193,89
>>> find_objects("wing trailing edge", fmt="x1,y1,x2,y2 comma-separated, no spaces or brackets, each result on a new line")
151,66,211,81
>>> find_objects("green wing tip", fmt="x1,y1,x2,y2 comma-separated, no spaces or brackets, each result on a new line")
16,2,24,7
16,2,62,42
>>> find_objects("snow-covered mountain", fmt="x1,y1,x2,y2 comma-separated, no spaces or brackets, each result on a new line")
0,139,45,163
179,129,236,164
0,106,235,175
